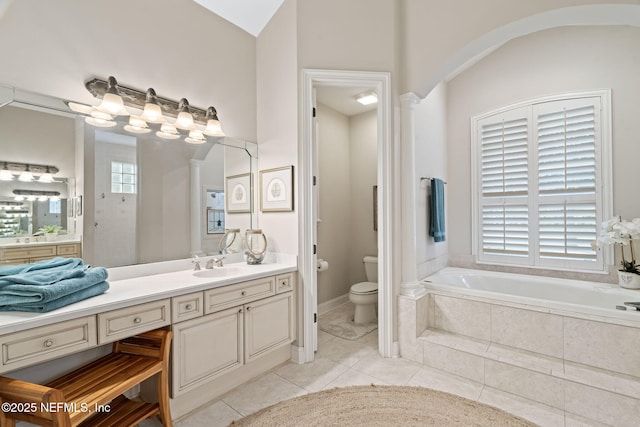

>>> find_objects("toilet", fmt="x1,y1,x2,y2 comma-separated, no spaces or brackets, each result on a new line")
349,256,378,324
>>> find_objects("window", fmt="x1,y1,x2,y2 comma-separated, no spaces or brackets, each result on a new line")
472,91,611,272
111,161,137,194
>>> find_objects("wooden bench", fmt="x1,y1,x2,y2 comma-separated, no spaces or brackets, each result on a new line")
0,328,172,427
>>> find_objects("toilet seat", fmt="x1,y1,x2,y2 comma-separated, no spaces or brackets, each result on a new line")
351,281,378,295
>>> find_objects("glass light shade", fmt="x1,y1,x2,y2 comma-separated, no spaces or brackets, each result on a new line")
19,171,33,182
175,111,195,130
185,129,206,144
85,116,117,128
14,195,24,202
124,116,151,134
141,102,164,124
156,123,181,140
50,196,60,202
38,195,48,202
26,195,36,202
97,92,130,116
0,170,13,181
38,172,54,183
203,119,224,136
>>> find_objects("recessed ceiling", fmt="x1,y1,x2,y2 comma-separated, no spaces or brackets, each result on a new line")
193,0,285,37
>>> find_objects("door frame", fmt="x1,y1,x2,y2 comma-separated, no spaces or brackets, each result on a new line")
300,69,393,362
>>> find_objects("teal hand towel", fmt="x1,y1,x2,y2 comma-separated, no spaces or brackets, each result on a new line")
0,266,88,288
0,281,109,313
0,267,108,304
429,178,446,242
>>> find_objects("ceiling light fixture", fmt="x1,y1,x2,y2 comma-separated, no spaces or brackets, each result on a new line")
355,91,378,106
13,189,61,202
0,162,13,181
68,76,224,144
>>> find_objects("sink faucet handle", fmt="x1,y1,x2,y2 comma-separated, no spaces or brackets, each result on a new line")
191,258,202,271
212,256,225,267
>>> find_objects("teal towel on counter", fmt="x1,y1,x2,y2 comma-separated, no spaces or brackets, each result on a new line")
0,267,109,312
0,281,109,313
0,265,88,287
0,257,84,277
429,178,446,242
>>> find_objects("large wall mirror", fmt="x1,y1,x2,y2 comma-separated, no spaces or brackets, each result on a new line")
0,86,257,268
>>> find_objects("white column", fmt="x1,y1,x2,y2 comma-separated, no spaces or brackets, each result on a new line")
400,93,427,298
189,159,204,257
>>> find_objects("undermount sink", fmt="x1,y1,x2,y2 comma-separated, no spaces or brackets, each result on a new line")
193,267,243,278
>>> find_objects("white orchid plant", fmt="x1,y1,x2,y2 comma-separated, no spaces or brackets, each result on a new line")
593,216,640,274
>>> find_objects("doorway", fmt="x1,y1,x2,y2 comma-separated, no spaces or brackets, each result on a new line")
300,70,393,363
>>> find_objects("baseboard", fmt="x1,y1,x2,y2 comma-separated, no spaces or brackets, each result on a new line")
317,293,349,316
290,344,305,364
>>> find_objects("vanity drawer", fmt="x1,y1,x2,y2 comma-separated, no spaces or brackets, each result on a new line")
57,243,80,256
98,299,171,344
0,316,97,373
205,276,276,314
172,292,204,323
275,273,294,294
1,245,57,260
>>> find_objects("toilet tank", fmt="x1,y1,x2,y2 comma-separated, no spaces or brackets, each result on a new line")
363,256,378,282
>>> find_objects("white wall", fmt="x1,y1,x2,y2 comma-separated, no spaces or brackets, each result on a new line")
348,110,378,284
446,25,640,280
414,83,448,278
316,104,351,304
256,0,298,255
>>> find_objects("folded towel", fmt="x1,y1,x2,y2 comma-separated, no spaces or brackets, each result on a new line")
0,266,89,288
0,267,108,305
0,257,84,277
429,178,446,242
0,281,109,313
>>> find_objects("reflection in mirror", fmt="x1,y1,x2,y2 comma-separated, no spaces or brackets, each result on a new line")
0,86,257,267
0,103,77,241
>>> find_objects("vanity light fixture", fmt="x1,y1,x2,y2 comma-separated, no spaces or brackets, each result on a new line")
13,189,61,202
355,91,378,106
69,76,225,143
0,162,59,182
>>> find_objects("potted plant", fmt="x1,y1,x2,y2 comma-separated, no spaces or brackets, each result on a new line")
38,225,64,242
594,216,640,289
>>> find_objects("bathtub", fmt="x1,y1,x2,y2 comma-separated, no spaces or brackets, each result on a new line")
423,267,640,322
405,267,640,425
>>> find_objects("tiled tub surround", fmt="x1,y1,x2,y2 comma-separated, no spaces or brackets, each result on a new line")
398,268,640,427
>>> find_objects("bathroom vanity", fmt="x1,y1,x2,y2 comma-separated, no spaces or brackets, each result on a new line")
0,254,297,419
0,238,81,265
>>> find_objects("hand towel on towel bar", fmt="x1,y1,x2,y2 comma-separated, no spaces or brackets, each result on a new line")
429,178,446,242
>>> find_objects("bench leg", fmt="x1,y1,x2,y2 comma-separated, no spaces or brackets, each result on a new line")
157,369,172,427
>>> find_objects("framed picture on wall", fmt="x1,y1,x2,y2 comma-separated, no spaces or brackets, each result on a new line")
225,173,252,213
260,166,294,212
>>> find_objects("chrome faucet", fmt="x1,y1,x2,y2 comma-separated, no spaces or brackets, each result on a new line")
206,256,225,269
191,257,202,271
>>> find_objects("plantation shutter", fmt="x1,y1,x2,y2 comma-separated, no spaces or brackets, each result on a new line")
478,108,530,260
474,93,606,272
535,99,599,265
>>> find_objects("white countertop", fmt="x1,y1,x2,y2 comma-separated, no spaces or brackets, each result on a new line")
0,253,297,336
0,237,82,248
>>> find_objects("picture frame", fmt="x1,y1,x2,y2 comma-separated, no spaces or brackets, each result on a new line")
260,166,294,212
225,173,252,213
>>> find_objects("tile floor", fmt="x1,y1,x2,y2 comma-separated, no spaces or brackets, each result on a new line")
144,302,566,427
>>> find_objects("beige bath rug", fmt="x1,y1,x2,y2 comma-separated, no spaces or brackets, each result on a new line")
230,385,538,427
319,315,377,340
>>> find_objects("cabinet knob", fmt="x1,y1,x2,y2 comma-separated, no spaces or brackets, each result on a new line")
44,339,53,348
185,304,193,310
241,291,246,296
133,317,142,324
238,309,243,313
246,306,251,311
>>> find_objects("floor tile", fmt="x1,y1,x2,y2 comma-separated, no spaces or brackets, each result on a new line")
351,353,422,385
274,358,349,392
221,373,306,416
175,400,242,427
322,368,389,389
316,334,378,367
479,387,565,427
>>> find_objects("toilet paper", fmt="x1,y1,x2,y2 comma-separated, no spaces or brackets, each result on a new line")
317,259,329,272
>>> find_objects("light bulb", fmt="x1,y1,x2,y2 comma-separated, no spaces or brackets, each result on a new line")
156,123,181,140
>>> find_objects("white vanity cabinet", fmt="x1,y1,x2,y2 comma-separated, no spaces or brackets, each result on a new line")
171,273,295,398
